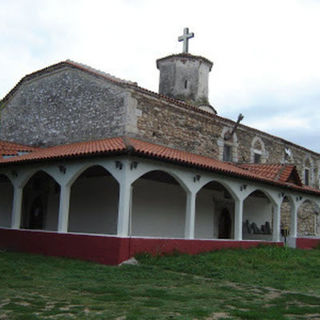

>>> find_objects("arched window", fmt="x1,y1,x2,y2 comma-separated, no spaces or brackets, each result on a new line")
250,136,266,163
218,127,238,162
303,155,314,186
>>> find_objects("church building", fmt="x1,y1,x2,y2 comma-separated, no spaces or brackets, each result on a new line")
0,29,319,265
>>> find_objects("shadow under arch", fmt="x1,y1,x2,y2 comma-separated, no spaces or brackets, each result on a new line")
21,170,61,231
131,167,189,193
68,165,119,235
131,170,187,238
0,174,14,228
195,180,236,239
297,198,320,236
67,162,119,187
242,189,275,241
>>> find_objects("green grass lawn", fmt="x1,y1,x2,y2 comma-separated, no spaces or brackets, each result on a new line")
0,246,320,320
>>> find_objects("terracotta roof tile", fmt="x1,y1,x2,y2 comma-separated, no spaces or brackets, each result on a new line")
0,137,126,163
238,163,302,186
0,136,317,196
0,141,38,157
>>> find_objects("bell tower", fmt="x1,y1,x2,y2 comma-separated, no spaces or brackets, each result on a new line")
156,28,216,113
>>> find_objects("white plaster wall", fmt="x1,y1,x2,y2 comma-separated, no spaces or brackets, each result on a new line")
69,176,119,234
0,182,13,227
243,196,272,229
131,179,186,237
195,188,215,239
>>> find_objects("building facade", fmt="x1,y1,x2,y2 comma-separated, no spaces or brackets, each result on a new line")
0,39,319,264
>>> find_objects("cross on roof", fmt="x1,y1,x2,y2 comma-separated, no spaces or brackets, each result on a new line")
178,28,194,53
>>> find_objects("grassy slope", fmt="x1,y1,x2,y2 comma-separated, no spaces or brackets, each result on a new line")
0,246,320,320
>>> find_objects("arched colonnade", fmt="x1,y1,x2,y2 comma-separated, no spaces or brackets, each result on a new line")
0,157,318,242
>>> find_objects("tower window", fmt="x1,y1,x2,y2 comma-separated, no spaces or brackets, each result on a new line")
184,80,188,89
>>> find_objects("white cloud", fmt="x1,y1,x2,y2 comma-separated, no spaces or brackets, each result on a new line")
1,0,320,151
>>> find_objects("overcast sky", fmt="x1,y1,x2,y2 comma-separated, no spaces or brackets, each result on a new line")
1,0,320,152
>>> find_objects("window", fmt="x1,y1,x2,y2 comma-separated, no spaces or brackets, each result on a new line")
303,156,313,186
218,127,238,162
254,153,261,164
305,169,310,186
250,136,266,163
223,145,232,161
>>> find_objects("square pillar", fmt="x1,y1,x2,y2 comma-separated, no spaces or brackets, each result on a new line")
272,203,281,242
57,184,71,233
11,186,23,229
290,203,298,238
117,164,132,237
234,198,243,240
185,190,196,239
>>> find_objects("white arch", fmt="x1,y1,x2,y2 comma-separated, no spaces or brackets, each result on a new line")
195,177,239,201
243,187,278,206
19,168,59,188
66,162,120,187
131,167,189,193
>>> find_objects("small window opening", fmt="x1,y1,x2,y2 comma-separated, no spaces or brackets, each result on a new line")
305,169,310,186
254,153,261,164
184,80,188,89
223,145,232,162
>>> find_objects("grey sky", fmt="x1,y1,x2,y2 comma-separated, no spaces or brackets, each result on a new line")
1,0,320,152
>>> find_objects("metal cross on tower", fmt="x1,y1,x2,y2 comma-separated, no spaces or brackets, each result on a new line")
178,28,194,53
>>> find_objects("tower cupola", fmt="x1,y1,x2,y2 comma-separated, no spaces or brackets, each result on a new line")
156,28,216,113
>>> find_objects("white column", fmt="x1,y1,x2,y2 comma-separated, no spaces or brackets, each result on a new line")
272,203,281,242
234,198,243,240
185,190,196,239
290,203,298,238
11,186,23,229
117,164,132,237
57,184,71,233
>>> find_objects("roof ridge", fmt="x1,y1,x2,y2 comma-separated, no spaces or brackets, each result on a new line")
65,60,136,85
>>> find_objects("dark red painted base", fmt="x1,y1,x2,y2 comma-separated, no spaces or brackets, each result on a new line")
0,228,283,265
296,237,320,249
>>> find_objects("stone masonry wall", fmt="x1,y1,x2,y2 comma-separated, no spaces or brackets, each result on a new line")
131,91,319,187
0,67,127,147
130,91,320,235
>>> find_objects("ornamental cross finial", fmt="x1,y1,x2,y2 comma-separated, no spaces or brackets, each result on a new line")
178,27,194,53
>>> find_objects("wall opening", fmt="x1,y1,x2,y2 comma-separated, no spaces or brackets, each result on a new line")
195,181,235,239
0,175,14,228
243,190,273,241
69,165,119,234
131,170,186,238
21,171,60,231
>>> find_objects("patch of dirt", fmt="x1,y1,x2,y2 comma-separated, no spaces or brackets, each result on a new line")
206,312,232,319
0,299,10,308
263,289,282,300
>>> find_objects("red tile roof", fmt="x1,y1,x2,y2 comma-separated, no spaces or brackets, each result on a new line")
0,137,126,162
238,164,302,186
0,136,318,196
0,141,38,157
